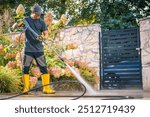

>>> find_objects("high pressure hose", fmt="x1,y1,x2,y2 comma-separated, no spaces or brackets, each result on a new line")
0,80,87,100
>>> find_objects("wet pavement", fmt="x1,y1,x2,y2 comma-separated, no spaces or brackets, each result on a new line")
0,90,150,100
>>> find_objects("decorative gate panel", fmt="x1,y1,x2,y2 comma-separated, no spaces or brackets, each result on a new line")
100,28,142,89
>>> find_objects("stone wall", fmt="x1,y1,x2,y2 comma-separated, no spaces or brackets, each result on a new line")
140,17,150,90
55,24,101,75
55,24,101,88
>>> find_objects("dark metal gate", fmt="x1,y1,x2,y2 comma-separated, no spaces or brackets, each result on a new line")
100,28,142,89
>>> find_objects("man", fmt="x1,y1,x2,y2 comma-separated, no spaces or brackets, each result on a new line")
13,4,55,94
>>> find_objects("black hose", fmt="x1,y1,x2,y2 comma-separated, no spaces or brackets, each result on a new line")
16,28,88,100
0,80,86,100
0,79,138,100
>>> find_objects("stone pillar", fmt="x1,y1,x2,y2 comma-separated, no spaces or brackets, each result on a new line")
140,17,150,90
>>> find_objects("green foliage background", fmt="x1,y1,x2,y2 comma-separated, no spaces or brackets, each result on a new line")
0,0,150,32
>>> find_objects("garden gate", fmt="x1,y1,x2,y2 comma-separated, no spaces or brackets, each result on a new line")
100,28,143,89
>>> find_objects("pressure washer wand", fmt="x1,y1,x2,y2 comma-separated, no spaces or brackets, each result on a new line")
23,19,96,94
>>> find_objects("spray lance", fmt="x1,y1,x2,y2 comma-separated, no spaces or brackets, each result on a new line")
22,18,96,94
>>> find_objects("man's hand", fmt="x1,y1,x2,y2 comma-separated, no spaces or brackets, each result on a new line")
37,30,49,42
12,20,24,30
37,35,44,42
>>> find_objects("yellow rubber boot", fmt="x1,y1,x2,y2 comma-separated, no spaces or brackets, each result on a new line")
23,74,30,94
41,74,55,94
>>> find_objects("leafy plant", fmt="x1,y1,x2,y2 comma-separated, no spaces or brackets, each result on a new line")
0,35,10,45
0,35,19,66
0,66,22,93
0,35,12,66
48,60,98,91
74,60,97,85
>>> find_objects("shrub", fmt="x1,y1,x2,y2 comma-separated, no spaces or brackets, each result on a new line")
0,35,10,66
0,66,22,93
0,35,10,45
48,60,99,91
74,60,97,85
